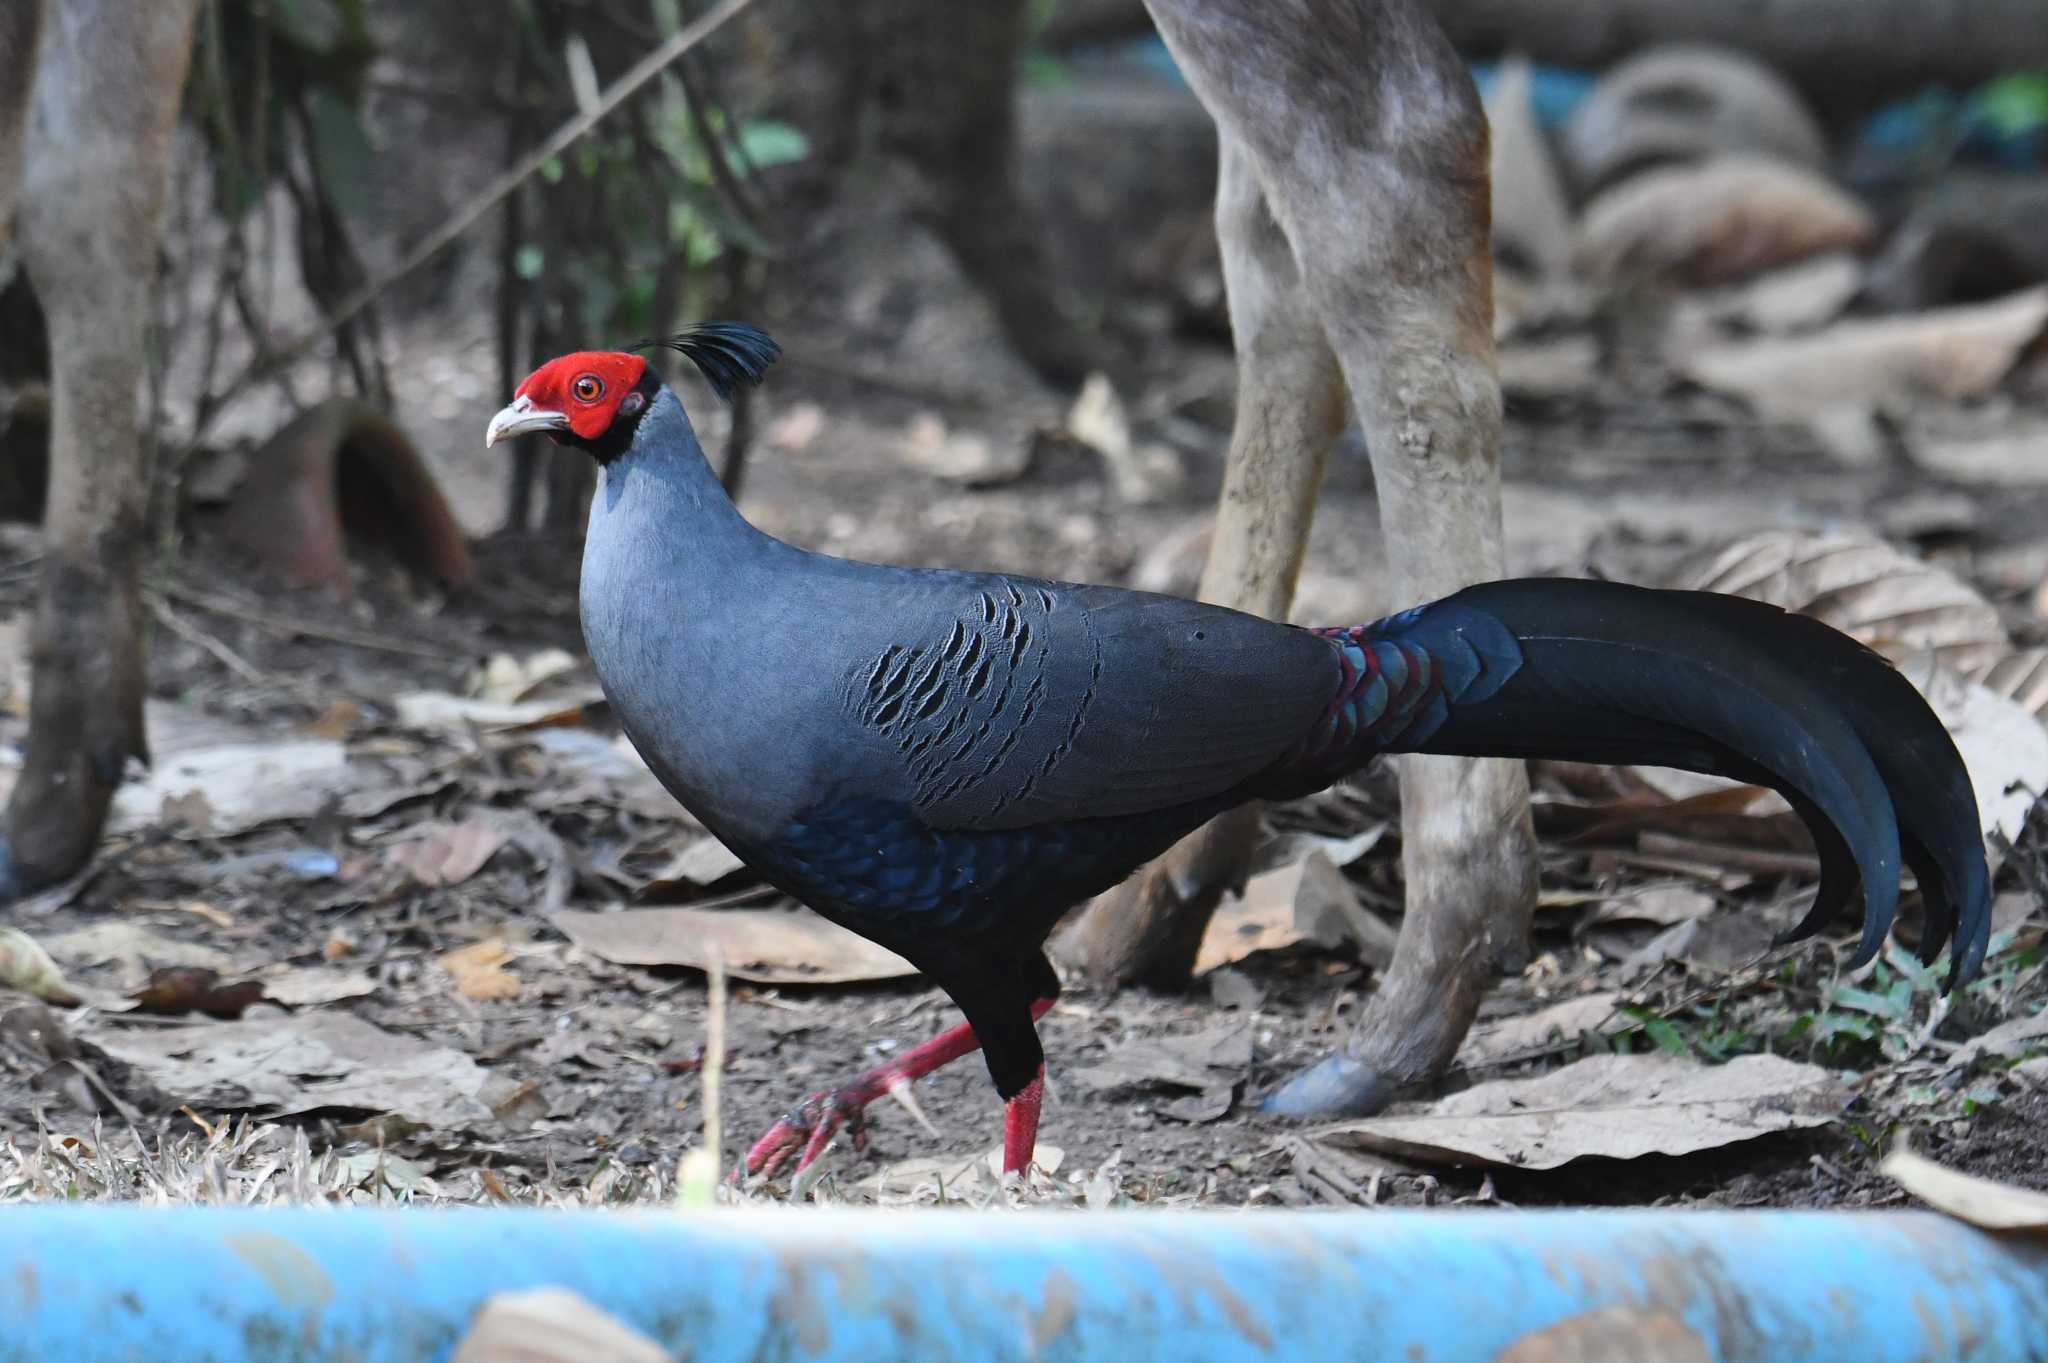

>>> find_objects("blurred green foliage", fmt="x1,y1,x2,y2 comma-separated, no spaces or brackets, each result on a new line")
1973,72,2048,140
189,0,378,216
513,0,802,344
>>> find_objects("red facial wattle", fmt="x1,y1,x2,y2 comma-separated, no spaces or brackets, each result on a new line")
511,350,648,440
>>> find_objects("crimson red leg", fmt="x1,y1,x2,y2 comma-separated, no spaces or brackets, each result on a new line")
1001,1067,1045,1176
737,997,1055,1181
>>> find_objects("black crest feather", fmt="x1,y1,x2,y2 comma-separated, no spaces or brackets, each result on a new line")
631,322,780,401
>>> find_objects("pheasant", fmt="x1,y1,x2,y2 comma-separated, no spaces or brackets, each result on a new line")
486,324,1989,1181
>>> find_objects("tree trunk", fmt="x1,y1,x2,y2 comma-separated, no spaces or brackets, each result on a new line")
0,0,42,244
0,0,203,899
864,0,1105,387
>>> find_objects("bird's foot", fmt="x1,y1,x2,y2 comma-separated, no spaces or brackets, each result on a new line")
737,1084,876,1182
730,1001,1051,1185
734,1061,946,1184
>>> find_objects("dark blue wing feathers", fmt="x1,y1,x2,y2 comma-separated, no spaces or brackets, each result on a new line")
761,575,1985,997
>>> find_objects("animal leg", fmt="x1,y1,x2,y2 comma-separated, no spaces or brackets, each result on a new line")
738,997,1057,1181
1001,1067,1046,1177
0,0,203,898
1054,132,1346,985
1146,0,1537,1116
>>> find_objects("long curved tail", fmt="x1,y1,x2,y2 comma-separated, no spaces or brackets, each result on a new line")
1298,577,1990,986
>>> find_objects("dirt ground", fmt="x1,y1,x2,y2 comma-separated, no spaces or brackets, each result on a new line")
2,311,2044,1211
1,38,2046,1212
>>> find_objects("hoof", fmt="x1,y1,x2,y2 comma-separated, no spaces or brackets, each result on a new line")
1260,1052,1396,1119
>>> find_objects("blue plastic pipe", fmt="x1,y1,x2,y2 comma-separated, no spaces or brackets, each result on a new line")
2,1205,2045,1362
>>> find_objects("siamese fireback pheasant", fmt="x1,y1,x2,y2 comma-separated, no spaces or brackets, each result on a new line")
486,323,1990,1181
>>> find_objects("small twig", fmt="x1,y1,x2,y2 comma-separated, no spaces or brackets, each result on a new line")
673,55,769,243
68,1059,146,1132
1633,833,1823,878
675,947,728,1205
187,0,764,445
162,583,466,661
703,950,727,1183
147,594,266,684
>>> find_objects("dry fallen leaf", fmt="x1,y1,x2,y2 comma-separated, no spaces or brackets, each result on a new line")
160,790,215,833
1675,532,2048,725
1560,46,1826,193
521,729,693,825
394,690,604,734
1690,251,1862,336
1899,662,2048,847
1883,1147,2048,1232
1319,1052,1846,1169
1067,374,1184,504
1485,56,1573,279
1680,286,2048,423
89,1011,494,1126
1948,1009,2048,1070
1574,548,2031,854
110,740,352,837
0,928,80,1006
1574,155,1874,287
40,922,235,986
1069,1021,1251,1098
1678,532,2009,674
1911,417,2048,489
470,648,581,705
1457,992,1623,1069
438,939,521,1002
552,907,917,986
0,615,26,720
861,1144,1068,1197
1498,336,1601,401
1194,875,1306,974
392,818,508,888
897,412,1027,487
258,964,376,1007
653,836,746,887
1587,884,1717,929
1197,850,1394,974
450,1287,676,1363
301,699,362,741
129,967,268,1020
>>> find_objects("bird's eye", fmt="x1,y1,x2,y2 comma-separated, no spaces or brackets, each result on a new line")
572,374,604,402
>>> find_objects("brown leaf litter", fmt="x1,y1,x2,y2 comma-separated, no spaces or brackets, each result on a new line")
1316,1052,1847,1170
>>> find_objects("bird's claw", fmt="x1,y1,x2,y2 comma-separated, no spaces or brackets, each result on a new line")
737,1085,872,1183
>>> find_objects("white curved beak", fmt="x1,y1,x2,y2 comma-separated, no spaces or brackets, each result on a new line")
485,395,571,447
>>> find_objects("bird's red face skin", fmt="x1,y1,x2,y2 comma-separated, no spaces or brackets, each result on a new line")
512,351,649,441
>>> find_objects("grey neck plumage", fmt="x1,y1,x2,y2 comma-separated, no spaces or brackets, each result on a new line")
591,387,754,543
